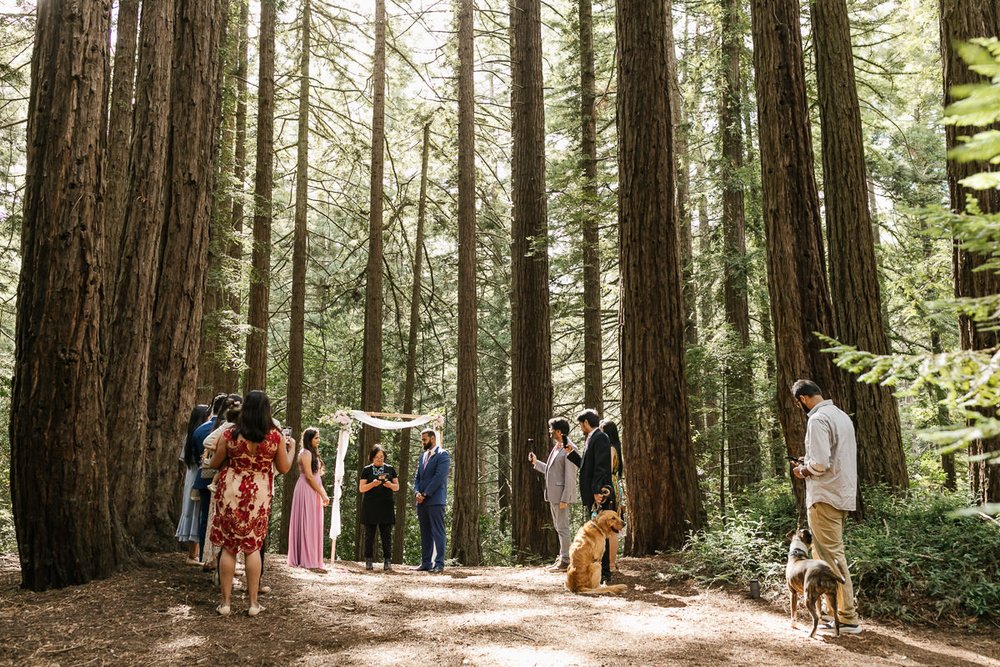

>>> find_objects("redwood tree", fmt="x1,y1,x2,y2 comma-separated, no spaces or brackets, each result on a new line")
510,0,556,561
393,122,431,564
618,0,703,553
939,1,1000,505
144,0,230,546
579,0,603,414
450,0,482,565
812,0,907,492
104,0,176,540
244,0,276,393
720,0,759,493
103,0,140,318
10,0,122,590
750,0,844,510
357,0,387,557
280,0,312,553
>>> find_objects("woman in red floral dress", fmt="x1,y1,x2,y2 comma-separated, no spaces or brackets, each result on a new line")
208,390,292,616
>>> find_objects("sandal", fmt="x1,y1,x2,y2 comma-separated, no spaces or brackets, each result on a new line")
248,604,265,617
216,603,231,616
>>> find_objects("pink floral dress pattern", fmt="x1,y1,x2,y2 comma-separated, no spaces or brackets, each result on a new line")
210,427,281,554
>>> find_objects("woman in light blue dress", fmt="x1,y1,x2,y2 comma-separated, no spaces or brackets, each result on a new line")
175,404,210,563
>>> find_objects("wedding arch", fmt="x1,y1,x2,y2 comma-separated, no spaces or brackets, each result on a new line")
324,409,444,559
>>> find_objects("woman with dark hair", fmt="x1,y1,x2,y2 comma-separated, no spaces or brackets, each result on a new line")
358,445,398,571
208,390,293,616
287,428,330,571
599,418,626,574
197,394,242,573
175,404,210,564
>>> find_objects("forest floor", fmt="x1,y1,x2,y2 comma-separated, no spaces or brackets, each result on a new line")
0,552,998,667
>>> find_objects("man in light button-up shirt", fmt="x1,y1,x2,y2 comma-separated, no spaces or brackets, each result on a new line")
791,379,862,634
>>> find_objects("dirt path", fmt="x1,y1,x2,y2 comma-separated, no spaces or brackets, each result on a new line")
1,552,997,666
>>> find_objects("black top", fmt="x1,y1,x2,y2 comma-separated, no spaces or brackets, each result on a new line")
360,464,397,525
578,430,614,511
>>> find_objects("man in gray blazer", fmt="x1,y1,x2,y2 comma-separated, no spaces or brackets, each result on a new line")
528,417,579,570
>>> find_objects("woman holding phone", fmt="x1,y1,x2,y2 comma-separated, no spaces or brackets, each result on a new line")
358,445,398,571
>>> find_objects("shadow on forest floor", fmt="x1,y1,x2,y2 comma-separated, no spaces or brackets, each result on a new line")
0,552,998,666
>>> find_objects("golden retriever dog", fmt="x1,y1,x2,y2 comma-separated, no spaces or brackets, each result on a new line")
565,510,627,595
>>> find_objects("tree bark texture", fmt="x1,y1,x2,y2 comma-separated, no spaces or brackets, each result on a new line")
510,0,556,561
143,0,229,547
221,0,249,393
280,0,311,554
104,0,175,541
102,0,139,329
579,0,603,415
939,0,1000,504
750,0,843,512
244,0,276,393
667,7,696,351
451,0,482,566
392,123,431,564
812,0,908,492
357,0,387,558
720,0,759,494
11,0,122,590
618,0,704,553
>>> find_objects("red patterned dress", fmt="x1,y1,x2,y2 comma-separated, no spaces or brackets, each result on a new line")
210,427,281,554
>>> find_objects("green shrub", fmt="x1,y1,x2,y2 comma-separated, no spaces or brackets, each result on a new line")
674,482,1000,624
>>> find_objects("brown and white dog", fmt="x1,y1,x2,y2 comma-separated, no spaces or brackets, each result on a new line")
566,510,627,595
785,528,846,637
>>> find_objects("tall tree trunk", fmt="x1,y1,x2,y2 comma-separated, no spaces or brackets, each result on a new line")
750,0,843,512
939,1,1000,505
243,0,276,393
103,0,140,327
451,0,482,565
197,15,240,404
579,0,603,414
497,382,511,535
104,0,175,542
221,0,250,392
393,122,431,564
812,0,907,492
510,0,556,562
618,0,704,554
667,7,696,350
279,0,311,554
357,0,387,558
720,0,759,494
11,0,122,591
143,0,229,547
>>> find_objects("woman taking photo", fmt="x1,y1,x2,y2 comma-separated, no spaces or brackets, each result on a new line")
287,428,329,572
358,445,398,571
208,390,293,616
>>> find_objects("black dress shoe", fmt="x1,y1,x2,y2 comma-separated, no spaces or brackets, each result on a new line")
429,565,444,573
414,564,431,571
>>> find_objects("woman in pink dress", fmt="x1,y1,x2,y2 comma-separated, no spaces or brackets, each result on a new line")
287,428,330,571
208,390,292,617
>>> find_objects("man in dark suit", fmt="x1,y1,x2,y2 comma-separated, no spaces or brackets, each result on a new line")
413,429,450,573
575,408,615,584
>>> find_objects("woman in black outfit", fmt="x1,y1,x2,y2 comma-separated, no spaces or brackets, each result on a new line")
358,445,398,571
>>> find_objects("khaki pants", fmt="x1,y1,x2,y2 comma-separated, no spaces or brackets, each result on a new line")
806,502,860,625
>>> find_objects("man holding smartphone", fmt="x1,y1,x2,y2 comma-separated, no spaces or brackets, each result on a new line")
528,418,578,571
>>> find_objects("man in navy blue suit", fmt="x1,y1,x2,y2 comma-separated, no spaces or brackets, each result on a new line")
413,429,450,572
